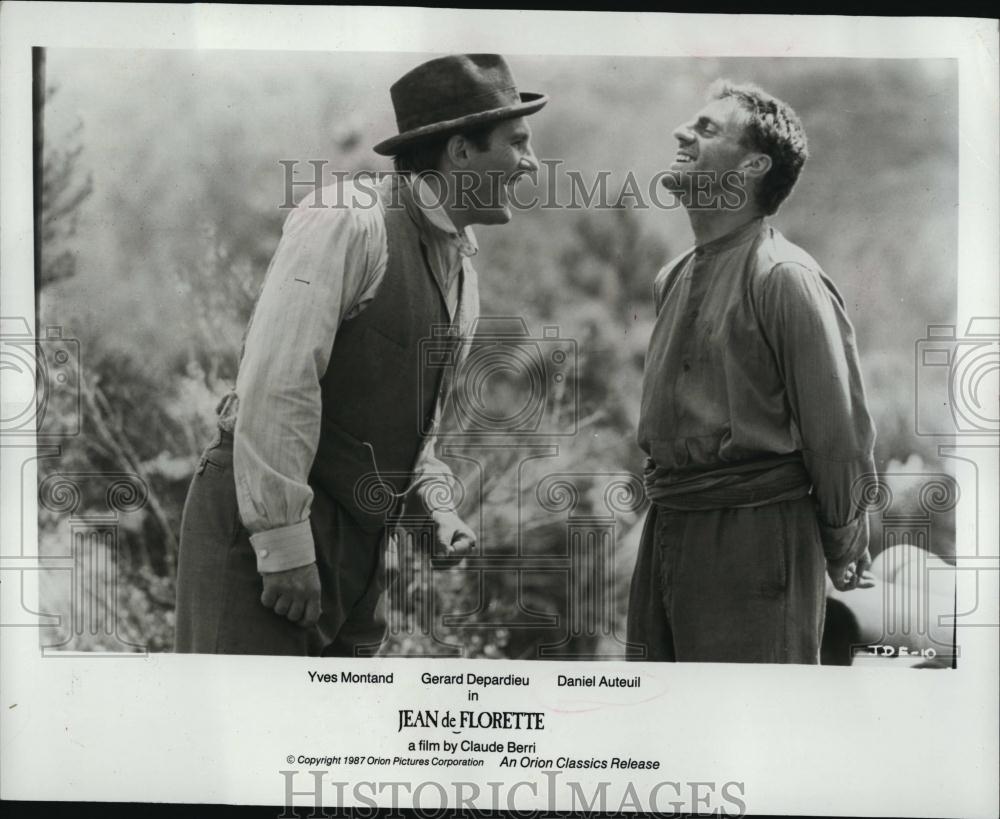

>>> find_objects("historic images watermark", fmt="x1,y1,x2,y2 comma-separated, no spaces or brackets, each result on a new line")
347,314,1000,664
358,467,645,660
0,316,149,653
348,317,645,659
277,770,748,817
278,162,751,213
0,316,80,439
845,471,960,664
904,318,1000,660
914,318,999,438
5,312,996,664
418,317,578,439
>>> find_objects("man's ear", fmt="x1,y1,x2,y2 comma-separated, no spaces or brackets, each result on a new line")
444,133,472,168
740,152,772,179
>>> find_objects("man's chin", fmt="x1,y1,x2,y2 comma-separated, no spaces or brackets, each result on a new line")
658,172,695,209
660,169,690,193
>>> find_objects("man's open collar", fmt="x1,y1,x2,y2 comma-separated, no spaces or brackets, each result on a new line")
693,217,764,259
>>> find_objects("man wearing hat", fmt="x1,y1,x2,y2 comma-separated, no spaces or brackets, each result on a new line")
174,54,546,656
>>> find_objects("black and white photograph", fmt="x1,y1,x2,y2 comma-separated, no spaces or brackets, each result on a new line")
24,46,968,665
1,4,997,817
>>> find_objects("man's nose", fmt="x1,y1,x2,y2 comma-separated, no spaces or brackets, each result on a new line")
672,122,694,143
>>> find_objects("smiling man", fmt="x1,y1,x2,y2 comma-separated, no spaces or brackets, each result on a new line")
174,54,545,656
628,80,876,663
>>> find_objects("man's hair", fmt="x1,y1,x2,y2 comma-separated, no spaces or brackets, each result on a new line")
707,79,809,216
392,122,497,174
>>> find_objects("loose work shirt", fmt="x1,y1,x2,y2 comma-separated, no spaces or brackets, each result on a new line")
637,218,876,561
217,175,480,572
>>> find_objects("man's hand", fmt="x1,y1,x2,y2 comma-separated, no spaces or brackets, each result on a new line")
260,562,322,627
826,548,875,592
430,510,477,569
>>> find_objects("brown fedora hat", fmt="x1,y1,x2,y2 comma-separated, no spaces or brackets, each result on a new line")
373,54,547,156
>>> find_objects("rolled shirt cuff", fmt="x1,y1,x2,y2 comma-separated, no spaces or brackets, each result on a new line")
819,512,870,565
248,520,316,573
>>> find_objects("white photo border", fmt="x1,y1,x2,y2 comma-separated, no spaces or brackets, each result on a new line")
1,4,997,817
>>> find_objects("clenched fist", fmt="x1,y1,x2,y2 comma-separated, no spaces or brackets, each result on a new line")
260,561,322,627
430,510,477,569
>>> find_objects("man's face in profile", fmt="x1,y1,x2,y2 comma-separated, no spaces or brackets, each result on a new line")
663,96,754,207
459,117,539,226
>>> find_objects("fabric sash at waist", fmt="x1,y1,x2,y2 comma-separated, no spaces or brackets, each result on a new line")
644,453,812,511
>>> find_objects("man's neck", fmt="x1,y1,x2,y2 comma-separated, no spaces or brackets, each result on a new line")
687,207,764,247
417,171,470,232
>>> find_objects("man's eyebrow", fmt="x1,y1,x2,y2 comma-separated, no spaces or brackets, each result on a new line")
695,115,720,130
509,127,530,141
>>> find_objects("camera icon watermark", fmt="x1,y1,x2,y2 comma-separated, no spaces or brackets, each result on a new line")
915,317,999,436
0,316,81,438
420,317,578,438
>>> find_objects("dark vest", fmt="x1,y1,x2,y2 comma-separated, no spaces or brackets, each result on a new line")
309,176,455,532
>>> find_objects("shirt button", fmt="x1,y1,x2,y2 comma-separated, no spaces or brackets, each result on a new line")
260,548,269,558
682,361,691,372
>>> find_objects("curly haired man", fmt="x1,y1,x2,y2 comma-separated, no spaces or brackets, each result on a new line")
628,80,876,663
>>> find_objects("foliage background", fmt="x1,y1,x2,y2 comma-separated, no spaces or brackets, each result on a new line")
37,50,958,657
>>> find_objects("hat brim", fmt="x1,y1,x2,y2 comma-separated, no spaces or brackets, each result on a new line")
373,92,548,156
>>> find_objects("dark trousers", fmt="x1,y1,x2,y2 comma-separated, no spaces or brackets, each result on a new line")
174,430,388,656
626,496,827,663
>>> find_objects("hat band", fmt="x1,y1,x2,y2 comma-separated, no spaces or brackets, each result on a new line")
396,85,521,133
